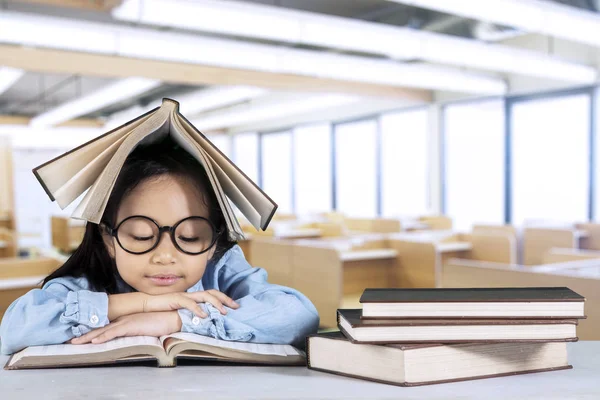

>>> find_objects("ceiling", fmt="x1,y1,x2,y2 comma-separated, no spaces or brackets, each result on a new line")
0,0,598,125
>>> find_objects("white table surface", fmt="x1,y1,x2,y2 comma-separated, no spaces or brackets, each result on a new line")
0,275,45,290
436,242,473,253
274,228,322,239
1,342,597,399
339,249,398,262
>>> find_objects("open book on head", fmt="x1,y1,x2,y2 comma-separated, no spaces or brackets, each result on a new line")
32,98,277,241
5,332,305,370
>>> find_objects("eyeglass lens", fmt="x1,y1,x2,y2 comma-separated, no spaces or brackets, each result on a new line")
117,217,214,254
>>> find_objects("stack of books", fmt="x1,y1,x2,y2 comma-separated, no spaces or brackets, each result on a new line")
307,287,586,386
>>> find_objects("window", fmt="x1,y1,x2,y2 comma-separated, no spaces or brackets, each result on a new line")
261,131,293,213
334,119,377,217
510,93,590,225
293,123,332,215
380,109,429,217
444,100,505,231
232,132,259,184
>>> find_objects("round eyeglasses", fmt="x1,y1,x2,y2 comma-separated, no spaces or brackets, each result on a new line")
103,215,218,255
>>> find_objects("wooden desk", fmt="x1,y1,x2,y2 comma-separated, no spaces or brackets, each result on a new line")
51,217,85,254
388,232,514,289
0,257,61,320
435,242,473,288
523,227,580,265
443,258,600,339
0,228,16,258
1,342,596,399
290,245,398,327
0,213,13,230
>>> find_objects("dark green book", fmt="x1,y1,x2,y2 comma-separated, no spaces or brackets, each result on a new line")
359,287,585,319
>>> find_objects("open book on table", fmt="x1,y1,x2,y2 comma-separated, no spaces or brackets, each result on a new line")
4,332,305,370
32,98,277,241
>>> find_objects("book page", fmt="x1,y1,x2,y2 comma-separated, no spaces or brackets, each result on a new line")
72,106,172,223
177,116,276,230
171,119,255,234
9,336,162,366
176,118,261,230
53,133,130,208
35,112,154,201
169,115,244,241
162,332,303,357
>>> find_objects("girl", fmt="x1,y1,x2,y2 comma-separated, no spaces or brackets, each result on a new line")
0,138,319,355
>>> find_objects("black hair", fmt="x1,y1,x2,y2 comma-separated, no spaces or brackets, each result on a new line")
43,137,237,293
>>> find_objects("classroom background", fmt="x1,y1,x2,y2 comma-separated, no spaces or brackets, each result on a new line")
2,0,600,338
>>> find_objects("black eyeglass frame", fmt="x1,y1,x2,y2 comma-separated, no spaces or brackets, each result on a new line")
103,215,219,255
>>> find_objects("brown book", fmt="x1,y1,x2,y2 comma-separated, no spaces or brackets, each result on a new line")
307,331,572,387
360,287,585,319
5,333,304,370
338,309,579,344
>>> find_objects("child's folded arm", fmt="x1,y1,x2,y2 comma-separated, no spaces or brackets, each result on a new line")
178,284,319,347
0,277,109,354
178,245,319,347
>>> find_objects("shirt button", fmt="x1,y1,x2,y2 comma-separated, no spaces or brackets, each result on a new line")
192,316,201,325
90,315,99,325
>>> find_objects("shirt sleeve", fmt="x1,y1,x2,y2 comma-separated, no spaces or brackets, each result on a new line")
178,246,320,348
0,277,109,354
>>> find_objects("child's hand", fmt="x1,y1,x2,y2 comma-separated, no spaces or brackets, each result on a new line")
144,290,240,318
71,311,182,344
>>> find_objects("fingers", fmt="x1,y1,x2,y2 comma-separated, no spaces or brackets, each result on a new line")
187,290,239,311
200,292,227,315
185,291,227,315
180,297,207,318
71,324,115,344
206,290,240,310
89,324,128,344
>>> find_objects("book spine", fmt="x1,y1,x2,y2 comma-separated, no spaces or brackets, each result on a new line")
305,337,312,368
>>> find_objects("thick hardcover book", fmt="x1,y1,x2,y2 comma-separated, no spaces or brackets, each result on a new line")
337,309,579,344
32,98,277,241
306,331,572,387
359,287,586,319
5,332,304,370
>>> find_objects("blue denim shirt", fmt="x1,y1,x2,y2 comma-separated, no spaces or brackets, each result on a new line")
0,245,319,354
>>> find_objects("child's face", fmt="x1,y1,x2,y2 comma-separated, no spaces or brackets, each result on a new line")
106,174,215,295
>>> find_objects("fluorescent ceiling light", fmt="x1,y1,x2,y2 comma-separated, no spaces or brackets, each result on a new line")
104,103,155,130
105,85,268,129
111,0,597,83
0,11,506,95
0,67,25,95
0,125,102,149
193,94,360,131
30,77,160,128
386,0,600,49
177,86,268,115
